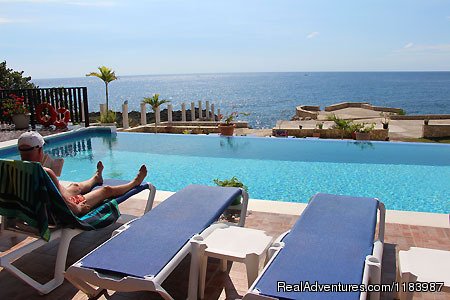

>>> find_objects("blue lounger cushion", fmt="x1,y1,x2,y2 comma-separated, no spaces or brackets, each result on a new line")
254,193,379,300
79,184,241,278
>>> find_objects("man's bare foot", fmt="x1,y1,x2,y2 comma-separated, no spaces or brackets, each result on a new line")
132,165,147,186
95,161,104,184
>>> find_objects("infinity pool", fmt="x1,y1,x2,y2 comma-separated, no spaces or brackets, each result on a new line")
1,130,449,213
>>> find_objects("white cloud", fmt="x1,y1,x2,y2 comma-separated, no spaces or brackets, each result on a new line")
0,17,12,24
0,17,30,24
395,43,450,53
66,1,116,7
306,31,319,39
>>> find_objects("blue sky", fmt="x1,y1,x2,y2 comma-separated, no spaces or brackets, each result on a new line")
1,0,449,78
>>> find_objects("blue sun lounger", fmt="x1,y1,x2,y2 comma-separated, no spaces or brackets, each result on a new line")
65,184,249,300
243,193,385,300
0,160,155,294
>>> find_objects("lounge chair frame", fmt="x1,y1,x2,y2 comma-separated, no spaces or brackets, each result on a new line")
65,189,249,300
243,200,385,300
0,182,156,295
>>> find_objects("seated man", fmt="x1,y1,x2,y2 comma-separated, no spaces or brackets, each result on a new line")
17,131,147,216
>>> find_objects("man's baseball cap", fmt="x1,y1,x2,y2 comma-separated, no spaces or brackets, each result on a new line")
18,131,45,151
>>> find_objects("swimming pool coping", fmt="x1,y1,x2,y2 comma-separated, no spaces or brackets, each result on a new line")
127,188,449,228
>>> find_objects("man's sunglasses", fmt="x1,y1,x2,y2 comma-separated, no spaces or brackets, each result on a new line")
18,145,42,152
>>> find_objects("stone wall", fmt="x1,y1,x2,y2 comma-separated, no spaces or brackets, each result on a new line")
295,105,319,120
324,102,403,114
422,125,450,138
272,128,389,141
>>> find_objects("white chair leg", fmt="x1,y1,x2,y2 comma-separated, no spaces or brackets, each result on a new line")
199,256,208,299
245,253,260,288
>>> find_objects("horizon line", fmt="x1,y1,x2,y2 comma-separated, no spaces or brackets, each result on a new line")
32,70,450,80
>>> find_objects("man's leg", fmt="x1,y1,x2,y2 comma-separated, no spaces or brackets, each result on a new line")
66,162,104,195
82,165,147,209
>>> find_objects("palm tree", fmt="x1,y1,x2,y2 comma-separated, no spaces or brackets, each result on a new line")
142,94,169,133
86,66,117,111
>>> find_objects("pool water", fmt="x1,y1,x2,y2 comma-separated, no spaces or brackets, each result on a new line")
2,131,449,213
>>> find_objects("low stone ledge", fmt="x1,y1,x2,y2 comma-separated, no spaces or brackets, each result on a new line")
272,128,388,141
391,114,450,120
325,102,369,111
325,102,402,114
422,124,450,138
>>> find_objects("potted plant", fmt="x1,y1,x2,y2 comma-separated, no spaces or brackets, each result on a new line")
218,112,238,136
380,112,390,129
355,123,375,140
213,176,248,219
213,176,247,205
2,94,30,129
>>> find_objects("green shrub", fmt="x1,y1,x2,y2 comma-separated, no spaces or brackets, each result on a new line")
213,176,248,205
99,110,116,124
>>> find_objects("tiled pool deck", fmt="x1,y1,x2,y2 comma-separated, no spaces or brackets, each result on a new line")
0,192,449,300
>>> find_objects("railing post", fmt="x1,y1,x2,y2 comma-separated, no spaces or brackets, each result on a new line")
211,103,215,121
168,104,173,123
181,103,186,122
191,102,195,121
122,101,129,129
155,106,161,124
205,101,210,120
82,87,89,127
198,101,202,120
28,89,37,130
140,103,147,125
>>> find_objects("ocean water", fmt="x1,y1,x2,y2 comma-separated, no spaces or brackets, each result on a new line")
2,131,449,213
33,72,450,128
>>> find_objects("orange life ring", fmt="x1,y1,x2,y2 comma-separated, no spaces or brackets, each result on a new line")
35,103,57,127
54,108,71,128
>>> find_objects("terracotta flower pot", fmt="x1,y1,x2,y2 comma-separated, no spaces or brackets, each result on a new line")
218,123,235,136
12,114,30,130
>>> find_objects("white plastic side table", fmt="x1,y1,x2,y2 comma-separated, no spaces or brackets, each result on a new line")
199,224,273,299
397,247,450,300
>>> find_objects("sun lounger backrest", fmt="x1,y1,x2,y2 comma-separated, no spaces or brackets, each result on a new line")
0,160,126,241
79,184,242,278
253,193,379,300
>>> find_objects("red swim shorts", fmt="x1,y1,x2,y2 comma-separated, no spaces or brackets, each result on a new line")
68,194,86,205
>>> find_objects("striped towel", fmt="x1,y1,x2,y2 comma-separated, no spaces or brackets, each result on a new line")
0,160,121,241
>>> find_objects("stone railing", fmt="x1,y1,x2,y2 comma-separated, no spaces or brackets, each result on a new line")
422,124,450,138
295,105,320,120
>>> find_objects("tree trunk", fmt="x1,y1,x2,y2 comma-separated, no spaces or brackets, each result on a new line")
105,82,109,112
